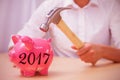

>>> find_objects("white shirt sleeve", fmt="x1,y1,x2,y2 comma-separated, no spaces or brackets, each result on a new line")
8,0,63,48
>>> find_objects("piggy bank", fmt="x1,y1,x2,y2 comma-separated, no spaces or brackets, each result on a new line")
8,35,53,77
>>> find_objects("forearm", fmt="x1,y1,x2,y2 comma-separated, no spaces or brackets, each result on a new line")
101,45,120,62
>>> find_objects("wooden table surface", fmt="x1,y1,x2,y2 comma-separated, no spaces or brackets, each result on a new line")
0,53,120,80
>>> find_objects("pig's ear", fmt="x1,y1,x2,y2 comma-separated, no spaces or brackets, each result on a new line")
21,36,34,50
12,35,21,44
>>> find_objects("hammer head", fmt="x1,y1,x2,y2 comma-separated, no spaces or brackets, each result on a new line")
40,7,71,32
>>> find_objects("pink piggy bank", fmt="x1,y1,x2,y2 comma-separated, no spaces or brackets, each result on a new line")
8,35,53,77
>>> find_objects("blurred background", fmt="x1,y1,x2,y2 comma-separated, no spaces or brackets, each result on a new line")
0,0,44,53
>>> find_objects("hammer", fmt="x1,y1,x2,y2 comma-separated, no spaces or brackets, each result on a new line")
40,7,84,49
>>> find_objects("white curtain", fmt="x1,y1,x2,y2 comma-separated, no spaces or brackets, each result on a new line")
0,0,44,53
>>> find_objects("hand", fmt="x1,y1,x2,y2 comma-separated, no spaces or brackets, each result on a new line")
72,43,104,65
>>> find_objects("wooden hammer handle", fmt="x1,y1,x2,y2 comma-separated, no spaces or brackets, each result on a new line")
57,19,96,65
57,19,84,49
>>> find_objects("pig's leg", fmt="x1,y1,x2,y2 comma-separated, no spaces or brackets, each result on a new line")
20,70,36,77
39,67,48,76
